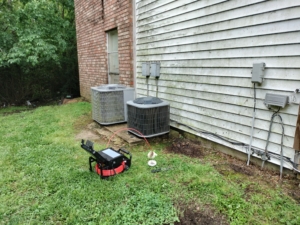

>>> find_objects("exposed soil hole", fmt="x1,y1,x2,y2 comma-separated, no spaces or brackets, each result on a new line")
230,164,254,176
287,181,300,203
166,138,204,158
174,203,229,225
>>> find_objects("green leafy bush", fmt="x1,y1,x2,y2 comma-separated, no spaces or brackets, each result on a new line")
0,0,79,105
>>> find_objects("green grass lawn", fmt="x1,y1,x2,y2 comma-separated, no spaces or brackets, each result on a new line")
0,102,299,225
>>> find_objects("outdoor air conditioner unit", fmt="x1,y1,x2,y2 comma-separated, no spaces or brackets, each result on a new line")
91,84,135,125
127,97,170,138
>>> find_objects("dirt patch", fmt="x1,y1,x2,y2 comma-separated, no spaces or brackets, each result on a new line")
62,97,85,105
285,178,300,203
229,164,254,176
75,129,101,141
208,150,257,178
244,183,261,201
166,138,204,158
166,138,300,204
73,112,94,130
213,152,300,204
95,128,126,148
174,203,228,225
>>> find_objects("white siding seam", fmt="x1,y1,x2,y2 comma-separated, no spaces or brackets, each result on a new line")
136,67,299,79
169,113,294,146
137,0,223,21
136,92,297,106
137,5,300,32
135,85,290,107
137,0,234,22
137,43,300,56
153,58,300,69
137,0,266,24
139,84,298,104
136,55,300,62
169,104,296,131
136,0,176,12
136,31,300,51
137,20,300,45
136,72,300,81
136,82,299,97
137,17,300,41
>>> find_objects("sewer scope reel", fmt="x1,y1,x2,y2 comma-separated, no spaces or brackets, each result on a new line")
80,139,132,179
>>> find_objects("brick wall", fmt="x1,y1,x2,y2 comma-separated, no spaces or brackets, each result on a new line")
74,0,134,100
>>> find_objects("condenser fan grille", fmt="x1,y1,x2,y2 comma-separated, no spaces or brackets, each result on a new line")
91,89,125,124
127,99,170,137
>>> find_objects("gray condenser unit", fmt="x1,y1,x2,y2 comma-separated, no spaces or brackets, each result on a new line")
127,97,170,138
91,84,135,125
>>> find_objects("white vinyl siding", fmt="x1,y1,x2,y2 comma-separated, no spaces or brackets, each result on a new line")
135,0,300,169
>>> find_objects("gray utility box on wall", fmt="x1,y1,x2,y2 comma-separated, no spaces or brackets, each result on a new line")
127,97,170,138
251,62,265,84
142,62,150,76
150,62,160,78
264,93,289,108
91,84,135,125
142,62,160,78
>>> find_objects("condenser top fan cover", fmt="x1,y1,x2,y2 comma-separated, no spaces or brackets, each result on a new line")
127,97,170,138
91,84,135,125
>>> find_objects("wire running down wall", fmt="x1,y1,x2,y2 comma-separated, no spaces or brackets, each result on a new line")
134,0,300,169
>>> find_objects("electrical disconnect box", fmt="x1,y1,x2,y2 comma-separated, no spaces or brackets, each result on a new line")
142,61,161,78
264,93,289,108
142,62,150,76
251,62,265,84
150,62,160,78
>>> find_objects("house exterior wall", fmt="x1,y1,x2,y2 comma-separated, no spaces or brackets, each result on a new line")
74,0,134,100
135,0,300,169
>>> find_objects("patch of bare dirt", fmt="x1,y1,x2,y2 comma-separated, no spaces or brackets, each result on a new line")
212,152,300,203
74,114,127,149
174,203,229,225
75,129,101,141
166,137,300,204
166,138,204,158
243,183,260,201
286,178,300,202
62,97,85,104
229,164,254,176
73,114,108,146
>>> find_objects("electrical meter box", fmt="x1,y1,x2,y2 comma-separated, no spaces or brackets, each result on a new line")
142,62,150,76
150,62,160,78
251,63,265,84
